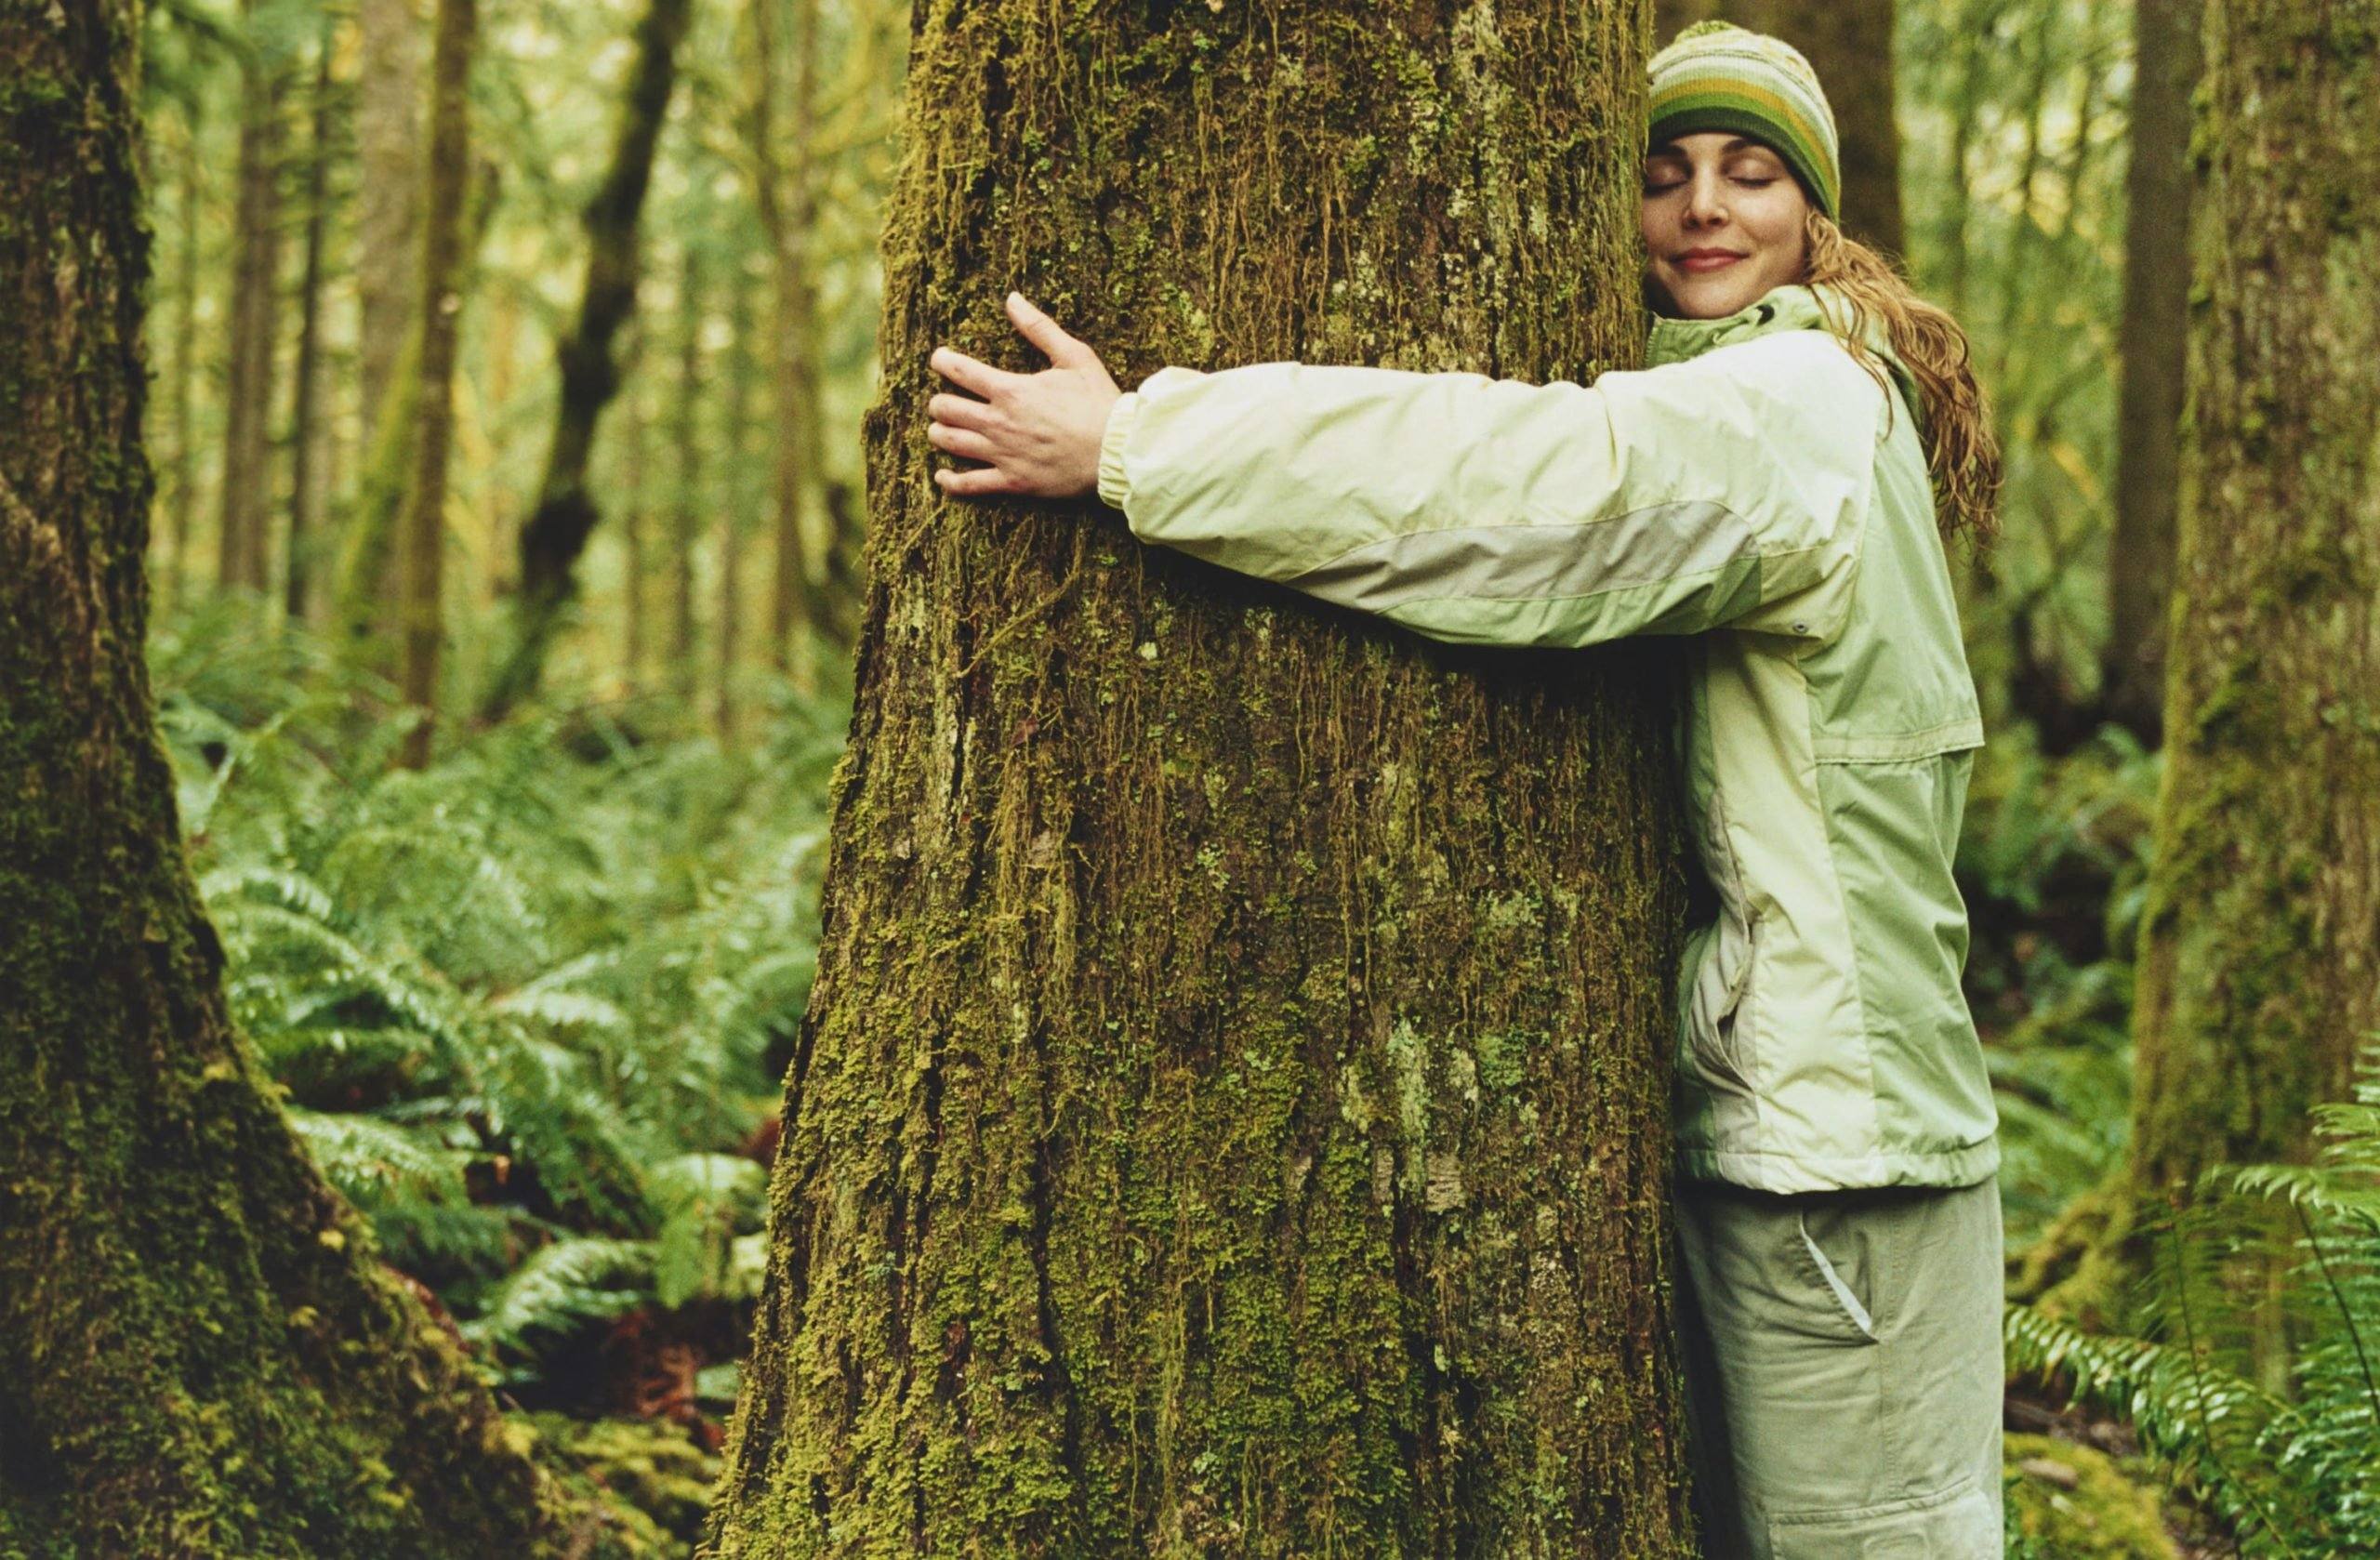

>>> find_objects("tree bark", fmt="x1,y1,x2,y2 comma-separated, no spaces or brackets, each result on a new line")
705,2,1694,1553
718,255,757,744
357,0,423,441
2128,0,2380,1196
284,11,337,625
163,89,205,617
0,7,558,1553
397,0,476,769
217,0,286,597
2100,0,2202,745
1653,0,1905,256
670,243,703,693
480,0,694,721
747,0,828,684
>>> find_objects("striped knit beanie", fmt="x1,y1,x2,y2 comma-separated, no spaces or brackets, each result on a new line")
1646,21,1841,219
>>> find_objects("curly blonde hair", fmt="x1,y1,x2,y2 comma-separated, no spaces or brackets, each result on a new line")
1800,212,2002,553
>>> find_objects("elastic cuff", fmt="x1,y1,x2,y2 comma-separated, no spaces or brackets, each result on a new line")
1095,391,1141,510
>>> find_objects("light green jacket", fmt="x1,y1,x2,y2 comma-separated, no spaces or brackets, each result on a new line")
1094,284,1998,1193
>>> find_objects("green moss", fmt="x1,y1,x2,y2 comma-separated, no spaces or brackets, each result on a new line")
2003,1434,2179,1560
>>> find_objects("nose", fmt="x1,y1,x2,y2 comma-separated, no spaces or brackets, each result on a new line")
1683,165,1729,230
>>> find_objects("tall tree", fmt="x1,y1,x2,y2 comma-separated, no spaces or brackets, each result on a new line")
705,2,1694,1553
396,0,476,768
669,242,704,692
284,7,337,624
216,0,287,596
162,87,206,615
2128,0,2380,1197
2100,0,2202,744
718,254,758,743
0,6,560,1552
1654,0,1905,256
481,0,695,720
357,0,423,439
745,0,827,685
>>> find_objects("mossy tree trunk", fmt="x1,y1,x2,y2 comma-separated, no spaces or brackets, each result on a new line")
0,7,561,1553
707,1,1697,1554
216,0,285,598
2100,0,2202,746
2128,0,2380,1197
1655,0,1905,256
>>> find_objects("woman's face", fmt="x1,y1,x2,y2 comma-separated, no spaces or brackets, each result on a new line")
1640,133,1813,320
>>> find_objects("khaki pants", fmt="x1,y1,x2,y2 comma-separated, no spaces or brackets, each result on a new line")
1673,1177,2005,1559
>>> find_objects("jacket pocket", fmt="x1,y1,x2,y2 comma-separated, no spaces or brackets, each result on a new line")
1687,908,1760,1088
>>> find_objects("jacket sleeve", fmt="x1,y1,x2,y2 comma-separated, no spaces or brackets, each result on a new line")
1093,330,1884,648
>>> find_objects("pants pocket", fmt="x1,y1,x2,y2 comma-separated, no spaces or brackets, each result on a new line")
1767,1478,1999,1559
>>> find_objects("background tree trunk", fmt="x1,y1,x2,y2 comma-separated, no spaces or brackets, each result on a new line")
481,0,694,721
163,89,205,616
357,0,422,442
2127,0,2380,1196
0,7,558,1552
718,256,757,743
2100,0,2202,745
397,0,477,769
284,11,337,626
1653,0,1906,257
670,243,703,693
217,0,285,597
705,2,1695,1553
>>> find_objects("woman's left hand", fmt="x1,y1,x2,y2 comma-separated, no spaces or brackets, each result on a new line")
928,293,1122,500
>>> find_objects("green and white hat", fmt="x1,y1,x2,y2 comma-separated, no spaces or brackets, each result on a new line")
1646,21,1841,219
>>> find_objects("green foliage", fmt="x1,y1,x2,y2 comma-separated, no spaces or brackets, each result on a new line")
2007,1047,2380,1555
151,601,841,1395
1958,721,2159,1244
2003,1434,2179,1558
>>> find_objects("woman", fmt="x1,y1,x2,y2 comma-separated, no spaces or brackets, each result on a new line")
926,22,2005,1559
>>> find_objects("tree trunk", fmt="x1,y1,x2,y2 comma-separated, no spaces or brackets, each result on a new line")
748,0,827,685
718,256,757,744
397,0,476,770
284,12,337,625
1652,0,1905,257
621,351,650,698
670,243,703,693
163,90,205,617
480,0,694,721
2128,0,2380,1196
217,0,285,598
357,0,423,441
2101,0,2202,745
0,7,559,1553
705,2,1695,1553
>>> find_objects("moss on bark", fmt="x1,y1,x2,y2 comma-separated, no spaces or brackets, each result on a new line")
705,1,1696,1553
0,7,562,1553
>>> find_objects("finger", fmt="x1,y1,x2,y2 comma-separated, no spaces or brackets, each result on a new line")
930,345,1020,400
929,391,1000,431
1006,291,1097,371
935,464,1024,497
927,421,999,461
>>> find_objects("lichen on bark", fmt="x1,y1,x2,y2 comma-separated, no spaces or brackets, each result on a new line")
706,1,1696,1554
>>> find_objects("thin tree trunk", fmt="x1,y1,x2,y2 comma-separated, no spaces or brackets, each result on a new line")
480,0,694,721
357,0,422,440
0,7,559,1553
397,0,476,769
164,90,205,616
705,1,1693,1552
748,0,826,685
218,0,285,598
284,12,337,624
620,350,648,697
718,257,756,743
2101,0,2201,745
669,244,702,692
2128,0,2380,1196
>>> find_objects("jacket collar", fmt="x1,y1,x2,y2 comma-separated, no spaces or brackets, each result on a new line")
1645,284,1835,368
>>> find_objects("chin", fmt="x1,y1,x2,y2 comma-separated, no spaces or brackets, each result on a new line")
1664,275,1767,321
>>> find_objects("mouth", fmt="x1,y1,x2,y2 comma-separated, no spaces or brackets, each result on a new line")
1673,249,1748,275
